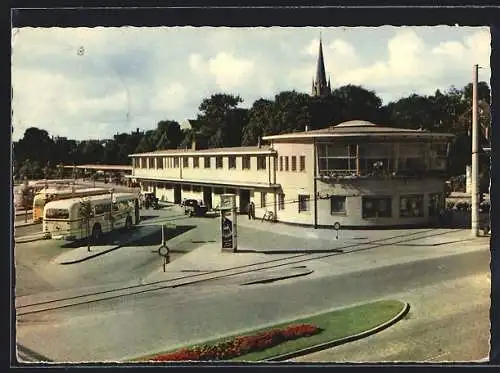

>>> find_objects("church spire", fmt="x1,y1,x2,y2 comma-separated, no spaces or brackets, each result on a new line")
311,34,330,97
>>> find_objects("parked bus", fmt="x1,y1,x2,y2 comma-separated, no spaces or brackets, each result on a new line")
32,187,110,222
42,193,140,241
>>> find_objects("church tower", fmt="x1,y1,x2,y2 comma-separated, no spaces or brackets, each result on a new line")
311,35,332,97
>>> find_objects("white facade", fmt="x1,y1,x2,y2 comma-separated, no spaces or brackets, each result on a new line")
129,121,454,228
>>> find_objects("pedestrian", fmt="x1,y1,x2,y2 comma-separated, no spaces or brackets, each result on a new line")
250,201,256,220
247,201,252,220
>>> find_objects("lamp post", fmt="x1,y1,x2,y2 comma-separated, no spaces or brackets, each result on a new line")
109,188,115,231
471,64,479,236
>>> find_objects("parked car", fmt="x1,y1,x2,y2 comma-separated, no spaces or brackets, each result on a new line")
184,199,208,217
142,192,159,210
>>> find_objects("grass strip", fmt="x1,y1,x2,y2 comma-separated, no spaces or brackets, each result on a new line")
133,299,405,362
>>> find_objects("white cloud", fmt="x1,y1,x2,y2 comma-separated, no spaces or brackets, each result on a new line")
207,52,255,90
11,26,491,141
150,82,187,111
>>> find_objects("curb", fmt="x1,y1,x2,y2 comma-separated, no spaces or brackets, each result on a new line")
15,221,41,228
15,234,47,244
241,270,314,285
239,249,344,255
265,302,411,362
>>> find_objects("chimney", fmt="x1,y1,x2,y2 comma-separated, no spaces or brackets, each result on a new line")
191,136,197,151
305,125,309,132
257,137,261,148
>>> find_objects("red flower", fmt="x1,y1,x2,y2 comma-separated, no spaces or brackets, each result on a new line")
150,323,322,361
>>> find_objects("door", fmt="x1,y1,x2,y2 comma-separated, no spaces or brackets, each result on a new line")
174,185,182,204
203,187,212,209
239,189,251,214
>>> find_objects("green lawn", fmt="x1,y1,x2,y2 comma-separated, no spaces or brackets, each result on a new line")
134,299,406,362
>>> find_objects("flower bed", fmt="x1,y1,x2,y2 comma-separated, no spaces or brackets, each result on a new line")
150,323,322,361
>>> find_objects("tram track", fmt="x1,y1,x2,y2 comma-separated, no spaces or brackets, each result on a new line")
16,228,461,316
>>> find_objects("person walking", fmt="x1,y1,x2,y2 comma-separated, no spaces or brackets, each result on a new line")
247,201,252,220
250,201,256,220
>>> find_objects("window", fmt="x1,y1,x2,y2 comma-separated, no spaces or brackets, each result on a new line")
257,156,267,170
291,156,297,171
214,187,224,195
204,156,211,168
362,197,392,218
400,195,424,218
260,192,266,208
182,184,192,192
228,156,236,169
156,157,164,169
183,157,189,168
285,156,289,171
330,196,346,215
148,157,154,169
216,156,223,169
298,195,310,212
174,157,180,168
428,193,443,217
299,156,306,172
46,208,69,219
192,185,202,192
193,157,199,168
279,156,283,171
278,194,285,210
242,156,251,170
95,203,111,215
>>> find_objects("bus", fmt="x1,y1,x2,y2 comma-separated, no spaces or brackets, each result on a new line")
32,187,110,222
42,193,140,242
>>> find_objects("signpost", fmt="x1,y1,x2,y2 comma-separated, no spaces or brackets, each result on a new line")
334,222,341,240
220,194,237,252
157,224,170,272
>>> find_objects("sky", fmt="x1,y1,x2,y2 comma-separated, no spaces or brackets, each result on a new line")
11,26,491,142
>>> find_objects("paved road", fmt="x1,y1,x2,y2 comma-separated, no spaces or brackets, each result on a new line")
14,206,491,362
292,272,490,362
16,247,489,362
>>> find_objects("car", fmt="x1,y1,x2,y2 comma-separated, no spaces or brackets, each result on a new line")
141,192,159,209
183,199,208,217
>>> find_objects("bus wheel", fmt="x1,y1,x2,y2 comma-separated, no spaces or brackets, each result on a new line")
125,217,132,230
92,224,102,243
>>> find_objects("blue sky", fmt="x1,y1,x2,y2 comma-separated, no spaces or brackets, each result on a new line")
11,26,491,141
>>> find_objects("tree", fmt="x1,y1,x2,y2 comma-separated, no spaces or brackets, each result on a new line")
14,127,54,167
242,99,274,146
79,198,93,252
331,85,384,123
195,93,245,148
135,130,156,153
155,120,183,150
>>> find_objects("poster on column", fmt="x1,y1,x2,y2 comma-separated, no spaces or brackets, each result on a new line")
221,214,233,249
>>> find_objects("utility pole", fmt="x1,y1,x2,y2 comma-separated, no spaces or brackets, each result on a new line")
471,64,479,237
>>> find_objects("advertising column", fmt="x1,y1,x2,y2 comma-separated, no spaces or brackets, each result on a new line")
220,194,237,253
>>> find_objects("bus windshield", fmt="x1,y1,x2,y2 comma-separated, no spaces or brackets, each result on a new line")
45,208,70,219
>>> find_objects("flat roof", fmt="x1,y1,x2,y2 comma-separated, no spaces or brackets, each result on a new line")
129,146,276,157
45,192,137,208
126,175,280,189
63,164,133,171
262,120,455,141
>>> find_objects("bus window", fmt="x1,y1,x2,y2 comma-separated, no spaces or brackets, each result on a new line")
45,208,69,219
94,203,111,215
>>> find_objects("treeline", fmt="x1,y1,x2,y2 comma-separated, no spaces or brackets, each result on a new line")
13,82,491,180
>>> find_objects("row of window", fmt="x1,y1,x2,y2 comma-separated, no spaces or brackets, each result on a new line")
278,155,306,172
134,155,267,171
260,193,443,218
